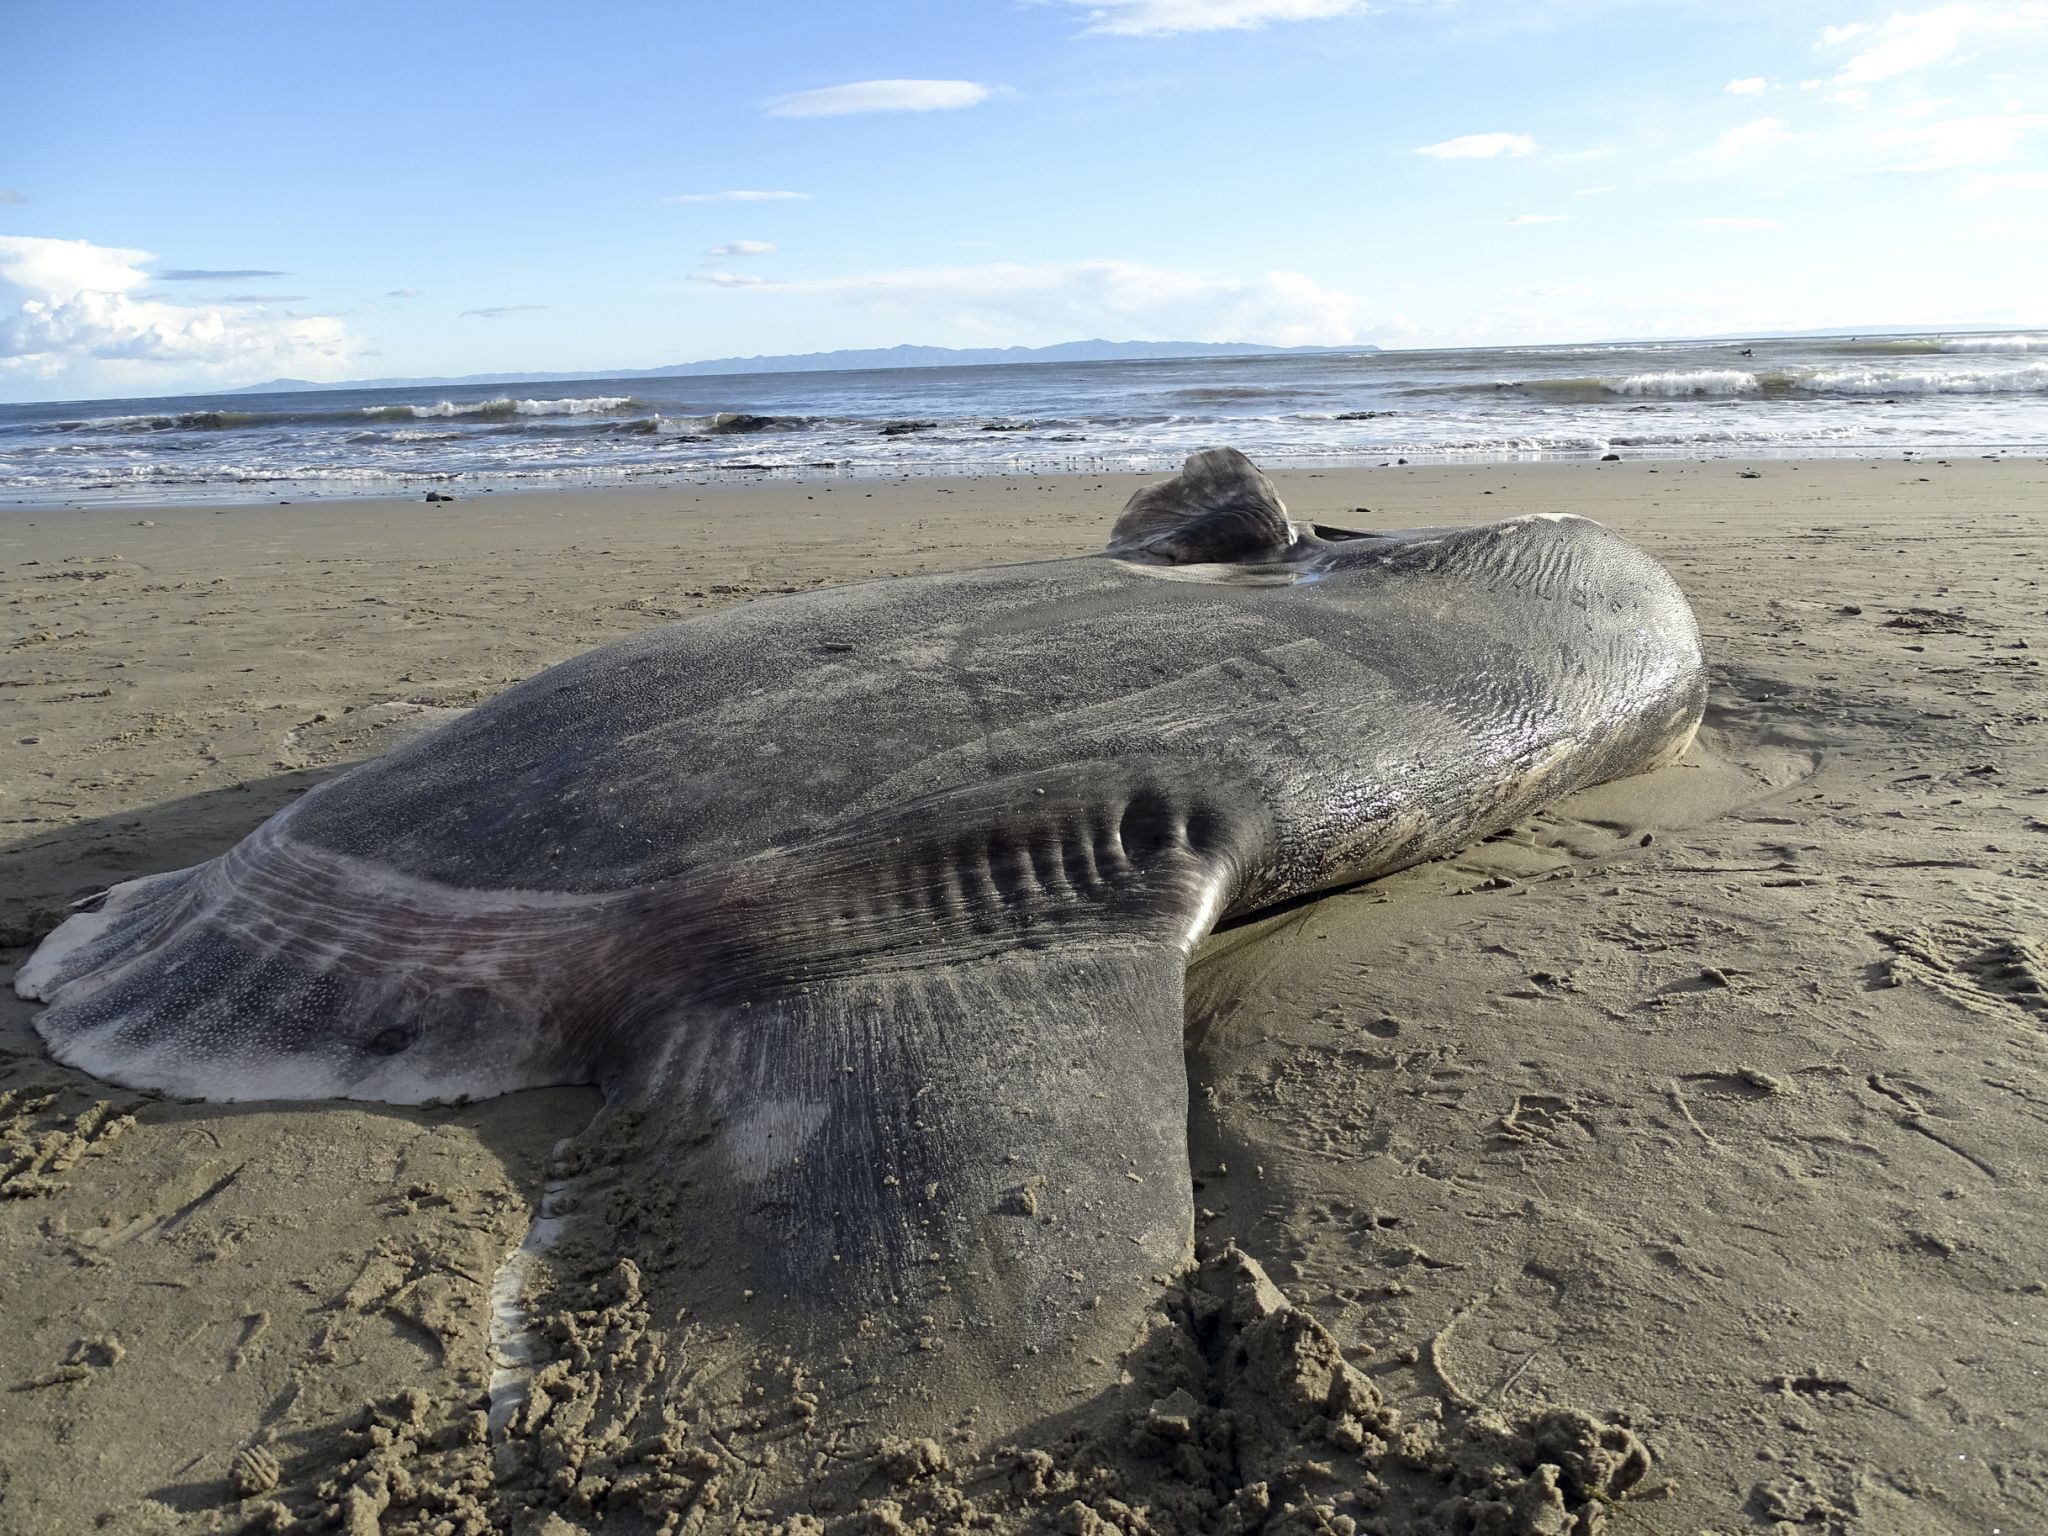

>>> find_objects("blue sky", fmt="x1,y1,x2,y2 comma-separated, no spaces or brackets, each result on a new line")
2,0,2045,400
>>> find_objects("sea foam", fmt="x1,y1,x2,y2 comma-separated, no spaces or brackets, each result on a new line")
363,396,638,421
1608,370,1760,397
1938,334,2046,353
1798,363,2048,396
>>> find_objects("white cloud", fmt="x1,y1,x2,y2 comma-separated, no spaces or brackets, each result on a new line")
460,305,546,318
1506,214,1570,225
1063,0,1361,35
387,287,422,298
688,270,767,288
1715,117,1801,154
158,267,287,281
2,237,157,299
1830,85,1871,104
1881,110,2048,168
664,190,812,204
1575,185,1618,196
1415,132,1537,160
1725,77,1769,94
1822,3,2048,86
1957,168,2048,196
0,235,358,392
765,80,994,118
701,259,1381,347
707,240,777,257
1826,5,1969,82
1696,216,1784,229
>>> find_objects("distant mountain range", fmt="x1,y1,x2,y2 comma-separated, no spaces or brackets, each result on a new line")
229,338,1378,394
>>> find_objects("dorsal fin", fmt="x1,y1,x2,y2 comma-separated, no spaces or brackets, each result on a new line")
1107,448,1297,565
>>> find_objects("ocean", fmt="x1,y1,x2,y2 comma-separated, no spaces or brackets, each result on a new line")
4,331,2045,505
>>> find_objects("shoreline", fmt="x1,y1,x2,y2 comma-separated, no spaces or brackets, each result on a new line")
3,455,2045,1533
5,435,2045,514
11,328,2047,517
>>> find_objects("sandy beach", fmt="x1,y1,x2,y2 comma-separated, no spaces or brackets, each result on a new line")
2,457,2044,1536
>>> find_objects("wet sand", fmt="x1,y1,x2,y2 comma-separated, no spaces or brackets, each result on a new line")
2,458,2044,1534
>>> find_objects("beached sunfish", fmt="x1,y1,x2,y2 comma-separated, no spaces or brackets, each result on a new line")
17,447,1705,1373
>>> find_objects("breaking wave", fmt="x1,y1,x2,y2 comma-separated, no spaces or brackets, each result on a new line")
1610,369,1761,398
1939,334,2047,352
49,397,645,435
1474,363,2048,401
1839,334,2047,355
360,396,639,422
63,410,277,433
1800,363,2048,396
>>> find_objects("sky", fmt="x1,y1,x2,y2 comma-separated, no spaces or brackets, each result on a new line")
2,0,2046,401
